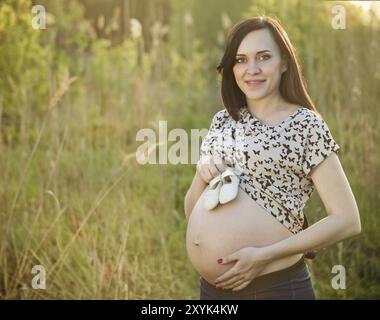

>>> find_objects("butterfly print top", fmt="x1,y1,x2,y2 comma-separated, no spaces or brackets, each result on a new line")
199,106,340,234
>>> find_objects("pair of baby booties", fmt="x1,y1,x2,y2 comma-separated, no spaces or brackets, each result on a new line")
204,168,240,210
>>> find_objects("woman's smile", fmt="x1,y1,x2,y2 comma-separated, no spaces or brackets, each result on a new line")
245,79,266,88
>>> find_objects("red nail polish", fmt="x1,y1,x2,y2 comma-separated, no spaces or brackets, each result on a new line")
217,258,223,264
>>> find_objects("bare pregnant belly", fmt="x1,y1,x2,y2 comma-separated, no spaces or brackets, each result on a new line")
186,186,303,284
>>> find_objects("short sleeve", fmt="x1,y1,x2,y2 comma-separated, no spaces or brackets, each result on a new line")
199,110,225,159
303,116,340,175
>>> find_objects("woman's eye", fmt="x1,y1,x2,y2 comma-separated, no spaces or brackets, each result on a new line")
235,58,245,63
235,55,270,64
258,55,270,61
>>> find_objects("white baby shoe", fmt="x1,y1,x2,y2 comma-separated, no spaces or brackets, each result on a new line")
219,169,240,204
204,175,222,210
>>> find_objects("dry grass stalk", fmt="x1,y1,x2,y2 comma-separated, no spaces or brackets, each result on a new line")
47,76,77,111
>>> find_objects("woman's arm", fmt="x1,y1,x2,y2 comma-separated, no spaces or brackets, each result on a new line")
259,153,361,262
213,153,360,290
184,172,208,220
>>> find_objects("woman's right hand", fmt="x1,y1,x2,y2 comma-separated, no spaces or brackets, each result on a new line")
196,155,227,184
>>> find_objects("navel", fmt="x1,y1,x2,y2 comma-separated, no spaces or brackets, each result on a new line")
193,239,201,246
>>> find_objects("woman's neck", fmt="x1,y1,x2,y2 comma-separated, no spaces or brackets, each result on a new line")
246,94,289,118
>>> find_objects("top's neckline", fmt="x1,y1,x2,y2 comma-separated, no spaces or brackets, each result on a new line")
240,106,306,128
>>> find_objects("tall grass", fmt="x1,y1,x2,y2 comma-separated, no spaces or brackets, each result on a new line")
0,0,379,299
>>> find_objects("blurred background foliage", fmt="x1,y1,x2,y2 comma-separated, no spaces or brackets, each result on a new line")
0,0,379,299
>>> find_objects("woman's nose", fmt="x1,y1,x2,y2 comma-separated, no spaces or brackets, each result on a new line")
247,61,261,74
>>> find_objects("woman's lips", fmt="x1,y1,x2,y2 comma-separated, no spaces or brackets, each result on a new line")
245,80,266,88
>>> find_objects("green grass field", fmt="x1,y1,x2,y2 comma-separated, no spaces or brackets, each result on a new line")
1,0,379,299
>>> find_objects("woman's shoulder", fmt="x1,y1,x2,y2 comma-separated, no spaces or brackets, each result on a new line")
298,107,337,139
211,108,230,123
298,107,326,124
303,107,334,124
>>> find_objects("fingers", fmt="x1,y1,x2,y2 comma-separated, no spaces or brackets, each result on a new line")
231,280,251,291
216,275,252,291
197,156,227,183
212,156,226,174
196,157,212,183
214,265,238,285
208,157,222,177
216,274,242,289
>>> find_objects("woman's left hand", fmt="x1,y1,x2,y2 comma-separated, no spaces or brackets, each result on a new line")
214,247,269,291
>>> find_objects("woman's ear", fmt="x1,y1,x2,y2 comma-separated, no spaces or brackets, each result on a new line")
280,55,288,73
281,61,288,73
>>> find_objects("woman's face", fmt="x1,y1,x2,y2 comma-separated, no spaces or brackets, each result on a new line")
232,28,287,102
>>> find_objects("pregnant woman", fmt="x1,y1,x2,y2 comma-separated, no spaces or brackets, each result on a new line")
184,16,361,300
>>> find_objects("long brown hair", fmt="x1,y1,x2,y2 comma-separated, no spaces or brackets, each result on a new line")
216,16,318,121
